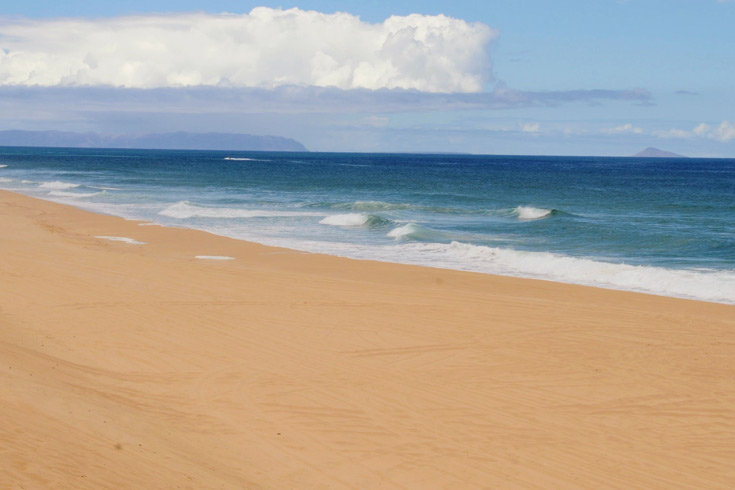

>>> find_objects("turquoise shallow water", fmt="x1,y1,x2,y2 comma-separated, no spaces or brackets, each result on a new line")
1,147,734,303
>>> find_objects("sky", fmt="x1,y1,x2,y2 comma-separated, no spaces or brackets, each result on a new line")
1,0,734,156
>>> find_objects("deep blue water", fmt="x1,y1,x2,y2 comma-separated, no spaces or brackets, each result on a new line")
1,146,734,303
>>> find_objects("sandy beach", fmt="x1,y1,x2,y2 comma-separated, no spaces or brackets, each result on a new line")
1,188,734,489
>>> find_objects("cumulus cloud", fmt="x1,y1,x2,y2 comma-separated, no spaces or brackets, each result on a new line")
602,123,643,134
711,121,735,141
655,121,735,142
0,8,496,93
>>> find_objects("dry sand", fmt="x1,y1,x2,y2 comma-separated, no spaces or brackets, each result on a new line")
1,189,734,489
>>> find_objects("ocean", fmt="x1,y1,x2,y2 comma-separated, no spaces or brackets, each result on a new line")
1,146,734,304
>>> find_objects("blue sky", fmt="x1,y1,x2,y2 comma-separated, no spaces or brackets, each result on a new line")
1,0,734,156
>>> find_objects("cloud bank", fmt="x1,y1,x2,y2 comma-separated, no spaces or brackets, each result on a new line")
0,85,654,117
655,121,735,142
0,8,496,93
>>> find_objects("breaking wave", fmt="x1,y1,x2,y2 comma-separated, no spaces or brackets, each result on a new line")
387,223,450,242
432,241,735,304
319,213,391,227
514,206,555,221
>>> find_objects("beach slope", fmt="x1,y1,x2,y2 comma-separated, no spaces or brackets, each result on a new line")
1,190,733,489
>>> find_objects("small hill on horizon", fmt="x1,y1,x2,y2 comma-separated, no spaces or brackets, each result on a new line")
633,147,685,158
0,130,307,152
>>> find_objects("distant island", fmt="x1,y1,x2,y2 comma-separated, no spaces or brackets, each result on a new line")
0,130,307,152
633,147,685,158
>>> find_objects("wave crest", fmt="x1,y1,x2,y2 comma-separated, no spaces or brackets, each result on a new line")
387,223,448,242
514,206,554,221
319,213,389,227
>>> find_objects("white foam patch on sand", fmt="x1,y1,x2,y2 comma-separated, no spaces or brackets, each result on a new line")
195,255,235,260
95,236,146,245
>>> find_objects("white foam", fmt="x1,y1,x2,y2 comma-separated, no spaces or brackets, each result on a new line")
319,213,371,227
39,181,79,189
95,236,146,245
334,200,415,211
0,164,7,168
246,236,735,304
49,190,101,198
515,206,552,220
435,241,735,304
388,223,418,239
195,255,235,260
159,201,320,219
0,177,12,183
387,223,447,241
224,157,263,161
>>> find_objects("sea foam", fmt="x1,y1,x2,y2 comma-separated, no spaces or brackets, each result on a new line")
95,236,146,245
320,213,371,226
387,223,448,242
319,213,390,227
0,177,12,183
49,191,101,198
515,206,553,220
327,200,463,214
434,241,735,304
159,201,319,219
224,157,264,161
39,181,80,189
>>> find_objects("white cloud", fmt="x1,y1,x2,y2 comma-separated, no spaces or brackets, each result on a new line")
693,123,710,135
711,121,735,141
521,122,540,133
602,123,643,134
654,128,693,139
0,8,496,93
655,121,735,142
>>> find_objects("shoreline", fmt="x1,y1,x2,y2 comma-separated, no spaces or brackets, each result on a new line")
9,187,735,305
2,189,734,488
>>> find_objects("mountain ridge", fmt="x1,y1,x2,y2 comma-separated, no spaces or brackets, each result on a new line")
0,130,307,152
